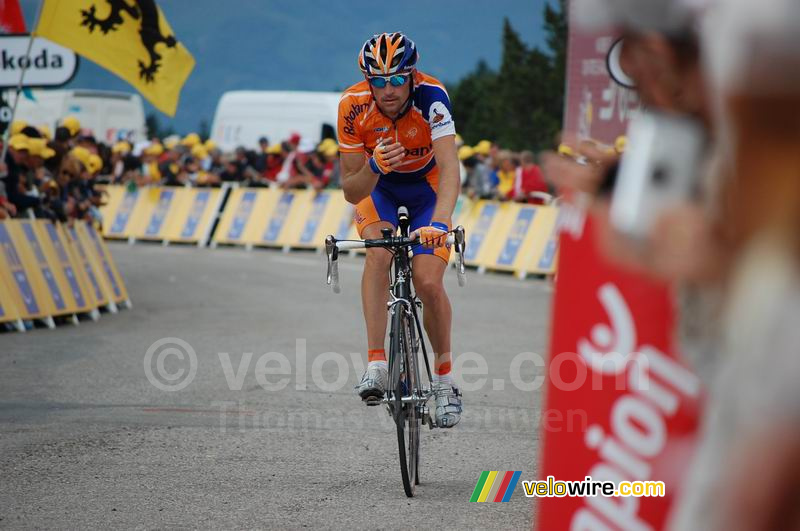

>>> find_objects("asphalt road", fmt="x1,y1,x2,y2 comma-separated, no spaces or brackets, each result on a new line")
0,242,552,529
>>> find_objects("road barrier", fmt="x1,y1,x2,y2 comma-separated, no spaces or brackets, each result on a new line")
0,219,131,332
99,184,560,278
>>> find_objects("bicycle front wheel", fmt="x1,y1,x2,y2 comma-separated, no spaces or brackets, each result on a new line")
390,305,420,497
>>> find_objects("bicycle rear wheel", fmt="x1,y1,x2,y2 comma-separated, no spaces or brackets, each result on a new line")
390,305,420,497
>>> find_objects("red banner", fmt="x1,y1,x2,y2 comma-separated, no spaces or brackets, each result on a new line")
562,1,638,145
0,0,25,33
535,207,701,530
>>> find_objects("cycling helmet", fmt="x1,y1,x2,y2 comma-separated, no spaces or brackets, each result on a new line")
358,32,418,76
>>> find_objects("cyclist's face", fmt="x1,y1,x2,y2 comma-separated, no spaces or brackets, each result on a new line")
372,79,411,116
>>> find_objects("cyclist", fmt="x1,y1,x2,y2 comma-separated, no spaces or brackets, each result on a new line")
338,32,462,428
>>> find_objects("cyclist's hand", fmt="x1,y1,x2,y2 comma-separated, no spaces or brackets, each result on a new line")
369,138,405,175
414,221,449,249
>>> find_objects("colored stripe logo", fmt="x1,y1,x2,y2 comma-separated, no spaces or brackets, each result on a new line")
470,471,521,502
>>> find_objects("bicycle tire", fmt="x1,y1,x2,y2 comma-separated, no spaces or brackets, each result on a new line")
390,305,419,497
404,310,421,487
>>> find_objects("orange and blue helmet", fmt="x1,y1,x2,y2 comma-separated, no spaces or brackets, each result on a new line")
358,32,418,76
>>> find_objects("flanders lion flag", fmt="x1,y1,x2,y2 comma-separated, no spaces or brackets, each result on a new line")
35,0,194,116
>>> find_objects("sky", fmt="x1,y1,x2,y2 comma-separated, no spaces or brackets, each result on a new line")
18,0,553,134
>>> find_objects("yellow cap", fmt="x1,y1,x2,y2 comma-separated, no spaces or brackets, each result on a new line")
27,138,56,159
181,133,201,147
112,141,131,154
191,144,208,159
38,124,52,140
320,144,338,157
62,116,81,136
557,143,576,158
473,140,492,156
10,120,27,136
70,146,91,168
614,135,628,154
164,137,180,150
266,143,283,155
204,139,217,151
88,154,103,174
8,134,29,151
458,145,475,161
144,143,164,156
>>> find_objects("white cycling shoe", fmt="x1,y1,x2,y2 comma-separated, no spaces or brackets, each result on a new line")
434,383,462,428
354,364,388,405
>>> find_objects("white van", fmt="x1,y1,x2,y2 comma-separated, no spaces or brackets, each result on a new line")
210,90,341,151
14,89,147,143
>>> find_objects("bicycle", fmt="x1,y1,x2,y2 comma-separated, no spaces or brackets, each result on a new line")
325,206,466,497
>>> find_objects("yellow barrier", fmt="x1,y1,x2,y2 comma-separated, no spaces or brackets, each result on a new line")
8,220,75,321
104,186,140,239
0,273,23,329
38,220,96,316
99,184,560,279
101,185,224,245
0,218,132,329
63,223,113,312
160,188,224,245
0,221,52,323
76,222,131,307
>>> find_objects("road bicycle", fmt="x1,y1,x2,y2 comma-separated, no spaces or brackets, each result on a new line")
325,206,466,497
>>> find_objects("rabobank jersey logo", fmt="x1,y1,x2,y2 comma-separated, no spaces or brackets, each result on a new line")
428,101,452,130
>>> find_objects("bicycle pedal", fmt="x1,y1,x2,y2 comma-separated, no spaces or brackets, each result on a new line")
362,395,382,406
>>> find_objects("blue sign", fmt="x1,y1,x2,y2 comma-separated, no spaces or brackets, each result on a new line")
181,190,210,238
145,189,174,236
262,193,295,242
299,194,330,243
110,189,138,235
22,222,65,311
0,224,39,314
69,227,103,301
44,224,86,308
464,203,498,261
86,224,121,298
227,191,256,240
336,204,354,239
497,208,536,266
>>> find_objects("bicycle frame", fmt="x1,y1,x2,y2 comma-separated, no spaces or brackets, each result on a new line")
383,223,434,425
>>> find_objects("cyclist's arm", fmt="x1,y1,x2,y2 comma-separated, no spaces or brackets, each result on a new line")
340,152,379,205
431,134,460,224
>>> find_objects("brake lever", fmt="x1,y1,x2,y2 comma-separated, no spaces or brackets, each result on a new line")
454,226,466,287
325,235,341,294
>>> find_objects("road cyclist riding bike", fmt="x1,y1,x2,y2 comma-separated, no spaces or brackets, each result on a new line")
337,32,463,428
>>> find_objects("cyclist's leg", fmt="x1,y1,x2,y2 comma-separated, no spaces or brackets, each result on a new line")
406,179,453,378
411,254,451,366
353,185,398,398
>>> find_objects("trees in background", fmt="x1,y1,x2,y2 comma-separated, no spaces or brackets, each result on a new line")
450,0,567,152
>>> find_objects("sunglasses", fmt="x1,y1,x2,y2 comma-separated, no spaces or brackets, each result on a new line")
368,74,410,88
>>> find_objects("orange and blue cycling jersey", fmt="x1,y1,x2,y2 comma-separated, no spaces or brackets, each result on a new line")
337,71,456,261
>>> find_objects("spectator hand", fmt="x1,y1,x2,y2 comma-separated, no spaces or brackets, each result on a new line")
540,140,618,197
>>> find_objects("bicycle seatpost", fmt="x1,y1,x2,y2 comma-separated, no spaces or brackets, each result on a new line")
397,206,410,237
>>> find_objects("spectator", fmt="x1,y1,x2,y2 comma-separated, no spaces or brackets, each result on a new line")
493,149,517,199
513,151,549,203
255,136,270,172
4,134,40,214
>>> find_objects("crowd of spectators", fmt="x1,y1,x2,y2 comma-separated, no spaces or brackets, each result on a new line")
457,137,552,203
0,114,555,225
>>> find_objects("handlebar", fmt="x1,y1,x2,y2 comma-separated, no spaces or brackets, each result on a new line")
325,226,467,293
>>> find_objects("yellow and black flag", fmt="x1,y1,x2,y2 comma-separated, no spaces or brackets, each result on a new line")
35,0,195,116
